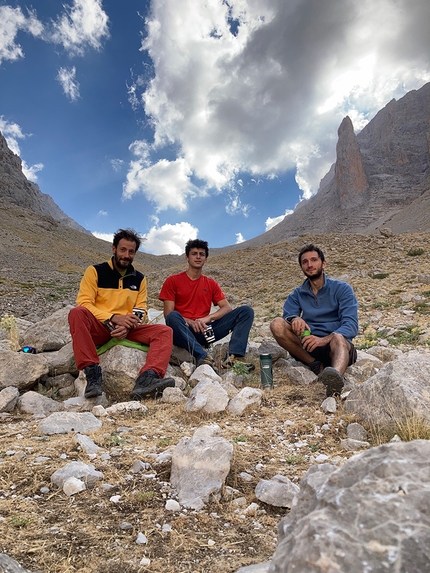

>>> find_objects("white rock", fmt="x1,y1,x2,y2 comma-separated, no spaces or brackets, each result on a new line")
63,477,86,496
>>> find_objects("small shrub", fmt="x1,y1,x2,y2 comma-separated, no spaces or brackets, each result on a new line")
387,325,423,345
372,273,389,279
232,361,252,376
105,433,125,446
135,490,157,503
285,454,305,465
406,247,424,256
232,435,247,443
10,516,30,528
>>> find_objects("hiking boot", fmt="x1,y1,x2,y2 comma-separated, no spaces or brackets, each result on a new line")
221,354,255,373
318,367,345,397
196,354,218,372
131,369,175,400
83,364,103,398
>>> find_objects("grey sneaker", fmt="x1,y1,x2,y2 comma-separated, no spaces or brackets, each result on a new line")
131,369,175,400
196,354,218,372
318,367,345,397
83,364,103,398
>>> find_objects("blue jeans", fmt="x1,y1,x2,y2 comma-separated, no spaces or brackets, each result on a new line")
165,306,254,361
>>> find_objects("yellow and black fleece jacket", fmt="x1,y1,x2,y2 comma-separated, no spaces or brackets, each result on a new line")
76,258,147,323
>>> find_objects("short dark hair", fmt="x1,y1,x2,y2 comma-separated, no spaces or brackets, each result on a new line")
298,244,325,265
113,228,141,251
185,239,209,257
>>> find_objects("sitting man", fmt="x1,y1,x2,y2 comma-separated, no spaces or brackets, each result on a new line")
159,239,254,371
270,244,358,396
68,228,174,400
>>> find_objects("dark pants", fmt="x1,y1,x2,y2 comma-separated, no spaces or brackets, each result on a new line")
290,340,357,368
165,306,254,361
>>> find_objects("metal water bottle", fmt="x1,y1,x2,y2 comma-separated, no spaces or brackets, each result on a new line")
259,353,273,389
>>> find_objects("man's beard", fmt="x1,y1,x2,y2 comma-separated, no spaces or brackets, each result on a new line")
304,267,324,280
114,253,131,270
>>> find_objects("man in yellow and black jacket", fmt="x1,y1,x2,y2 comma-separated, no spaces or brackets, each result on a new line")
68,228,174,400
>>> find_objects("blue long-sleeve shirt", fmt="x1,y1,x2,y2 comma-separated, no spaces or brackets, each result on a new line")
282,274,358,342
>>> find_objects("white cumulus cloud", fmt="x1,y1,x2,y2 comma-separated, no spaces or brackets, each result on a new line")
142,222,198,255
124,0,430,211
50,0,109,56
0,116,44,182
0,5,43,64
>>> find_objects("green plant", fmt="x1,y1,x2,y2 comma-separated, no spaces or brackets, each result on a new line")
372,273,389,279
232,361,252,376
232,435,247,443
371,301,391,310
105,433,125,446
136,490,157,503
157,438,171,448
309,443,320,453
386,325,424,345
412,302,430,314
406,247,424,256
0,313,19,350
10,516,30,528
285,454,305,465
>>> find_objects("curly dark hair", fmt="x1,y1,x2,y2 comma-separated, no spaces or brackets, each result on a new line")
113,228,142,250
185,239,209,257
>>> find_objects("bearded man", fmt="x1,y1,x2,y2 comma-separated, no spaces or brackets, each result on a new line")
270,244,358,397
68,228,174,400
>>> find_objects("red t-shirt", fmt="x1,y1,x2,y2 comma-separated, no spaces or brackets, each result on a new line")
159,271,226,319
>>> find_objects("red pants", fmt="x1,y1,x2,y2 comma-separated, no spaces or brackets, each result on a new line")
68,306,173,378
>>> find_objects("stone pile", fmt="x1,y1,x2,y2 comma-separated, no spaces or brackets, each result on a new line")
1,307,430,572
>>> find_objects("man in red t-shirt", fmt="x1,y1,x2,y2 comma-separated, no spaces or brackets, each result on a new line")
159,239,254,371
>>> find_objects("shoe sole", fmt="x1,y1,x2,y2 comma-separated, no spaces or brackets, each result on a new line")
84,387,103,399
319,367,344,397
131,378,175,400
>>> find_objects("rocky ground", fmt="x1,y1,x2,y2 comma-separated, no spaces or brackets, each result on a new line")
1,222,430,573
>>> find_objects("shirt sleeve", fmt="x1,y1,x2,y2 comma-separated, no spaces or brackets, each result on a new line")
333,283,359,340
211,279,226,306
282,288,301,321
133,276,148,311
76,266,109,322
159,275,176,301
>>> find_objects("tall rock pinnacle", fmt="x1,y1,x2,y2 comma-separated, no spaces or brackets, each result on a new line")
334,116,369,208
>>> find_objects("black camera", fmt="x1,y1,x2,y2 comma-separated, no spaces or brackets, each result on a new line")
204,325,215,344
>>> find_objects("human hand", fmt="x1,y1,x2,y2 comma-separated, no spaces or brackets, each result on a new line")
187,318,208,334
112,313,139,330
290,317,310,337
111,325,129,340
301,334,326,353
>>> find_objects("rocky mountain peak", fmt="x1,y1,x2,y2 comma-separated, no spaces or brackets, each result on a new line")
0,130,89,234
335,115,369,208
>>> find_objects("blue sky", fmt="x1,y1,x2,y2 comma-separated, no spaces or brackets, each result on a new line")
1,0,430,255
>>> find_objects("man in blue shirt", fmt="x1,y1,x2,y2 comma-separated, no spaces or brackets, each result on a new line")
270,244,358,397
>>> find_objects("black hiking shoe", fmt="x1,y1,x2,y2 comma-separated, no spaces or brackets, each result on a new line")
131,369,175,400
318,367,345,397
83,364,103,398
308,360,324,376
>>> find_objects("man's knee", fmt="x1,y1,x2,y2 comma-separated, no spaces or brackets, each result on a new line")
68,305,89,326
330,332,349,349
165,310,183,327
270,317,287,337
